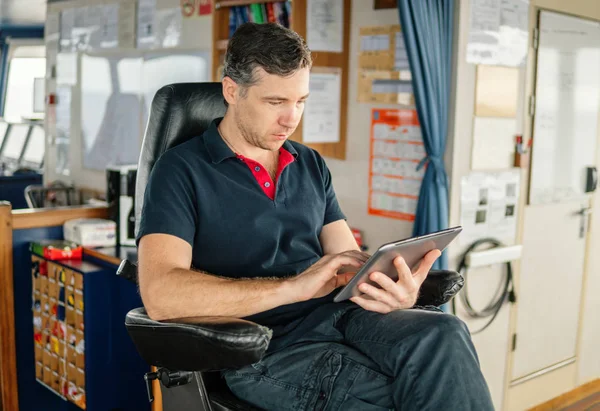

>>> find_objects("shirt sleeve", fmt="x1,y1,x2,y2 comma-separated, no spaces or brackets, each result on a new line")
316,153,346,226
136,151,198,246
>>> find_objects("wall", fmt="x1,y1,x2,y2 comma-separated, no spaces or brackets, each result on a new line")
445,0,526,408
449,0,600,410
43,0,211,192
327,2,415,249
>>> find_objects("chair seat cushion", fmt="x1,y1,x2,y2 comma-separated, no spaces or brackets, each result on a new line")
125,308,272,372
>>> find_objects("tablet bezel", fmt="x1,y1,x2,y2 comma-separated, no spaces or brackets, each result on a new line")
333,226,462,303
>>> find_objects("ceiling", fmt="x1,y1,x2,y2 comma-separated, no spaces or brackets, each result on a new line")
0,0,47,26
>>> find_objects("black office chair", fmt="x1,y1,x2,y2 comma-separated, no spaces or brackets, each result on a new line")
118,82,465,411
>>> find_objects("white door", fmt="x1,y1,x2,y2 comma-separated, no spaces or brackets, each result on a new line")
512,11,600,380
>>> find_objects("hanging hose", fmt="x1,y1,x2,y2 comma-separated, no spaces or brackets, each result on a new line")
452,238,517,335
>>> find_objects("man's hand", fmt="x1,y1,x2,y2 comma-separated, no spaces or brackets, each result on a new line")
350,249,441,313
285,250,370,303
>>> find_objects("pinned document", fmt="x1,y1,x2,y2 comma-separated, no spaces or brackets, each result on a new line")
307,0,344,53
460,170,521,244
303,68,341,143
369,109,425,221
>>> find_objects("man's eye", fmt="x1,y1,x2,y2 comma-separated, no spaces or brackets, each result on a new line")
269,101,282,106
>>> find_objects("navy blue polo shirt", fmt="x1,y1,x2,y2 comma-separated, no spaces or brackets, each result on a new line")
137,118,346,330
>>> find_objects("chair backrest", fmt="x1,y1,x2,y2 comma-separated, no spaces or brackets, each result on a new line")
135,82,226,236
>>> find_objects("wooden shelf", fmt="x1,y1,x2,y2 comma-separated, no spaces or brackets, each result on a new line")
216,39,229,51
215,0,282,9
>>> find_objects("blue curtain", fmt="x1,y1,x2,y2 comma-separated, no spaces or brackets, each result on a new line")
0,25,45,115
397,0,454,270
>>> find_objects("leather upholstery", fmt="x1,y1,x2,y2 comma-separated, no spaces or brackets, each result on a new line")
416,269,465,307
125,308,272,372
135,82,226,237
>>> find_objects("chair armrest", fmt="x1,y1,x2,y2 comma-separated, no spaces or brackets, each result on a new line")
125,308,272,372
117,259,138,284
416,270,464,307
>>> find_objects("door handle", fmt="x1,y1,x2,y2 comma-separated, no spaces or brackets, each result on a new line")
586,166,598,193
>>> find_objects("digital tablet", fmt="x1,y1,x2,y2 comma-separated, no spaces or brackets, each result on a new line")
333,226,462,303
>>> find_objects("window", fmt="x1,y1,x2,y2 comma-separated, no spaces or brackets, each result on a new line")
0,122,8,150
22,125,45,168
0,124,30,162
3,57,46,122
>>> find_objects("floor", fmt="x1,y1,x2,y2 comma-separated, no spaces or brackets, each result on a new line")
531,380,600,411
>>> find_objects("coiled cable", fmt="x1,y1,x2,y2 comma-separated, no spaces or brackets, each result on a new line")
452,238,517,334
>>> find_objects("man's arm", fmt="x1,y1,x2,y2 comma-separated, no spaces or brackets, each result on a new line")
139,233,291,321
319,219,361,255
138,232,367,321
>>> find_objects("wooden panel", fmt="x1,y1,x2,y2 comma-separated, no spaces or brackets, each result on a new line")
529,378,600,410
374,0,397,9
0,202,19,411
290,0,351,160
12,205,109,230
211,1,231,81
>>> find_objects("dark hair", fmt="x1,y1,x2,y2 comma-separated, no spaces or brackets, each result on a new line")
223,23,312,97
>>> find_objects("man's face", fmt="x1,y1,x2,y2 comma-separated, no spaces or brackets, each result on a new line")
232,67,310,151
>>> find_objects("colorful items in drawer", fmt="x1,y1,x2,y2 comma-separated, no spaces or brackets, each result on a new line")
67,294,75,308
50,336,60,354
58,269,66,284
57,303,66,322
67,383,85,408
32,260,48,276
75,339,85,355
52,321,66,340
34,315,42,329
30,240,83,261
33,299,41,312
34,331,43,344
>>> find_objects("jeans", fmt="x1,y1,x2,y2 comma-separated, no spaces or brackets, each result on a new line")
223,302,494,411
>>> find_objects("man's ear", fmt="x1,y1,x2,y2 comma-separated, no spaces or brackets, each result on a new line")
222,77,238,106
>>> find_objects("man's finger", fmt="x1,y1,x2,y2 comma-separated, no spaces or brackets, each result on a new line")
359,281,399,308
335,271,356,288
350,296,392,314
329,255,365,271
341,250,371,262
394,256,413,286
414,249,441,284
368,271,405,303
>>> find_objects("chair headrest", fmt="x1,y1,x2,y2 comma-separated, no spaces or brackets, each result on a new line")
135,82,226,235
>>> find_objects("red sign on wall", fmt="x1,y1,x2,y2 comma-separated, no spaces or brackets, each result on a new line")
198,0,211,15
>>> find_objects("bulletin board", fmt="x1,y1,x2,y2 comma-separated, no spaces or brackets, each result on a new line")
368,109,425,221
357,25,413,105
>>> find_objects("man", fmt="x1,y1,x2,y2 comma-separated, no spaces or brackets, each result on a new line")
137,23,493,411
